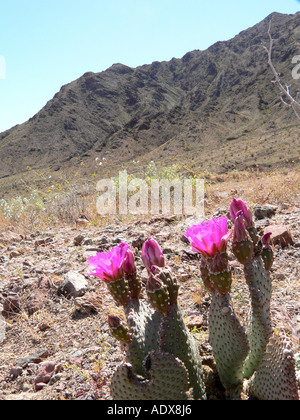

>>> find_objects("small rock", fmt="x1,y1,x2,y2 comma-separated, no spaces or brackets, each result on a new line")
180,233,190,244
38,322,51,332
34,361,56,391
263,224,294,248
26,276,52,316
96,236,109,245
9,366,23,380
34,237,53,246
58,271,89,298
254,204,277,220
15,348,49,368
49,373,62,385
73,234,85,246
186,313,204,329
34,382,48,391
76,214,89,225
74,292,101,314
275,273,286,280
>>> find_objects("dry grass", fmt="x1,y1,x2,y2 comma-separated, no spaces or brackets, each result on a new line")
204,165,300,215
0,164,299,233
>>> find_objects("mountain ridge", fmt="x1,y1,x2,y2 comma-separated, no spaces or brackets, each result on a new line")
0,11,299,191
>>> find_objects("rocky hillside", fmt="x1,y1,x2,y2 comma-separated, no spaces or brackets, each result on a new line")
0,12,299,188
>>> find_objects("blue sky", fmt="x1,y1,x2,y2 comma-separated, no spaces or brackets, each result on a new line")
0,0,299,133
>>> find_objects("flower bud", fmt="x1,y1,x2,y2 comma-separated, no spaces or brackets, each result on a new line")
230,198,254,229
232,212,254,264
141,237,165,273
123,248,137,275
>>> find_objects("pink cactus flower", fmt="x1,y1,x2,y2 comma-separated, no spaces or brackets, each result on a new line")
230,198,254,228
87,242,130,282
141,237,165,273
183,217,232,258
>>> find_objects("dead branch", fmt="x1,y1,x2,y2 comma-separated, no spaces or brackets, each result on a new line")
263,21,300,121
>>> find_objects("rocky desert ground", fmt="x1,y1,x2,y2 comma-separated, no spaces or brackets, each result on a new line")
0,170,299,400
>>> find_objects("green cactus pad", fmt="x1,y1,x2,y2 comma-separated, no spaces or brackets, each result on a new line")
208,291,249,390
109,319,131,344
155,268,179,304
232,239,254,265
243,256,272,379
260,248,274,271
125,272,142,299
107,277,131,306
158,303,206,400
247,333,299,400
146,277,170,314
124,298,163,376
110,351,190,400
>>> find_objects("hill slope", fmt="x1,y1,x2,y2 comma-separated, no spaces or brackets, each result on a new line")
0,12,299,189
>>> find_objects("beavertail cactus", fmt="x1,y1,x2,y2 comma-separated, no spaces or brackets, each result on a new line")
230,200,272,379
260,232,274,271
242,255,272,379
88,241,206,399
184,217,249,391
87,199,299,400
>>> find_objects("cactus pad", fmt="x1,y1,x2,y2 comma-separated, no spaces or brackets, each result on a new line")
124,298,163,376
110,351,190,400
158,303,207,400
208,291,249,390
247,333,299,400
243,256,272,378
